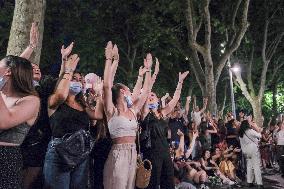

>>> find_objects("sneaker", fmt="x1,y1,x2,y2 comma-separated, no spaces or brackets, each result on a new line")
223,178,235,185
199,183,209,189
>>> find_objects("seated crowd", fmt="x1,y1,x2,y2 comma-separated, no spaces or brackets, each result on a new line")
0,23,284,189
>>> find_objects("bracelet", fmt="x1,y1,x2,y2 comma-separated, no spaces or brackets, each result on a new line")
176,88,182,91
62,77,70,80
106,58,112,61
64,72,71,75
64,68,74,73
29,44,36,49
138,75,143,78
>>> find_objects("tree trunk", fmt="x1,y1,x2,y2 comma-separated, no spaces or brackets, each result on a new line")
272,82,278,116
6,0,46,65
252,99,264,127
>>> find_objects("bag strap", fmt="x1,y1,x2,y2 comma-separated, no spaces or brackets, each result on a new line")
244,132,258,146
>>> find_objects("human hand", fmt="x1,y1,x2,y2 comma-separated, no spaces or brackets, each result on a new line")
178,71,189,82
92,75,103,97
153,58,159,75
144,53,153,70
186,96,191,102
112,44,119,61
64,54,80,73
138,66,147,76
29,22,39,49
192,131,199,138
61,42,74,60
177,129,184,136
105,41,113,60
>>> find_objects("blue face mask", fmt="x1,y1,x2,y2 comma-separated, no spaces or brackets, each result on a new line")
33,80,40,87
124,95,133,108
148,102,159,110
0,75,7,90
69,81,82,95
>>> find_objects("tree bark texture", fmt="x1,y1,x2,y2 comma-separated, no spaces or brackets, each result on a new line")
183,0,250,114
6,0,46,65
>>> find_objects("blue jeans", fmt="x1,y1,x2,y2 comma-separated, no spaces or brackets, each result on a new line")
43,138,89,189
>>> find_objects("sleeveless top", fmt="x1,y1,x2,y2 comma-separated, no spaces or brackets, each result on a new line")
141,111,169,153
0,123,30,145
108,108,138,139
0,97,32,145
49,103,90,138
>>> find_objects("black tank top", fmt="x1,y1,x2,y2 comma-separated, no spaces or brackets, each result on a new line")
49,103,90,138
141,112,169,153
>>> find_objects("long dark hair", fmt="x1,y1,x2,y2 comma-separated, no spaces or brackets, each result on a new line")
3,55,36,96
239,120,250,138
111,83,126,106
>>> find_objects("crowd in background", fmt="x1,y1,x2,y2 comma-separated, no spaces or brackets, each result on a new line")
0,23,284,189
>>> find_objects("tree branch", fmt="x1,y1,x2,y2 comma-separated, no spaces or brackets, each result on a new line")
247,46,255,96
235,71,254,103
202,0,211,49
214,0,250,86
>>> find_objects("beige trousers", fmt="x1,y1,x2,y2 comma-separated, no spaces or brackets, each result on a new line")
103,143,137,189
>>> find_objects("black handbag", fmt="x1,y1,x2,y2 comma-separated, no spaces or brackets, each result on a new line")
55,129,94,169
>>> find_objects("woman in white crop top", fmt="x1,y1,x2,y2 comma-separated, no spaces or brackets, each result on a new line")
102,41,155,189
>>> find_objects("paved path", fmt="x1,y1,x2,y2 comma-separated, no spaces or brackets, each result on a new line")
210,168,284,189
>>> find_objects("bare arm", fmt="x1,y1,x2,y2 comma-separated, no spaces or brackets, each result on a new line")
185,131,198,158
103,42,117,120
20,23,38,60
0,95,40,129
177,130,185,154
132,66,146,102
200,97,208,113
48,54,79,111
133,54,153,114
161,71,189,117
59,42,74,77
185,96,191,116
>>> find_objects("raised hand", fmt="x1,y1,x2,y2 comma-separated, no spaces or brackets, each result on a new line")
154,58,160,75
105,41,113,60
144,53,153,70
29,22,39,49
92,75,103,96
177,129,184,136
65,54,79,73
192,131,199,139
178,71,189,82
186,96,191,102
138,66,147,76
61,42,74,60
112,44,119,61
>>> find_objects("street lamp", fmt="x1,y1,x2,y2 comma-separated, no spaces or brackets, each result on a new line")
228,58,240,119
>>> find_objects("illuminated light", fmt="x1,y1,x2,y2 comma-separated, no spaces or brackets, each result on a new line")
231,66,240,72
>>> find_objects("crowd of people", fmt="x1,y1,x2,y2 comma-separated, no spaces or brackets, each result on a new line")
0,23,284,189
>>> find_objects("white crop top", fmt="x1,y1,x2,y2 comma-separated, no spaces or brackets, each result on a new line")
108,109,138,139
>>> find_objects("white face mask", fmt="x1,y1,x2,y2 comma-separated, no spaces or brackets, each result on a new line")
0,74,7,90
